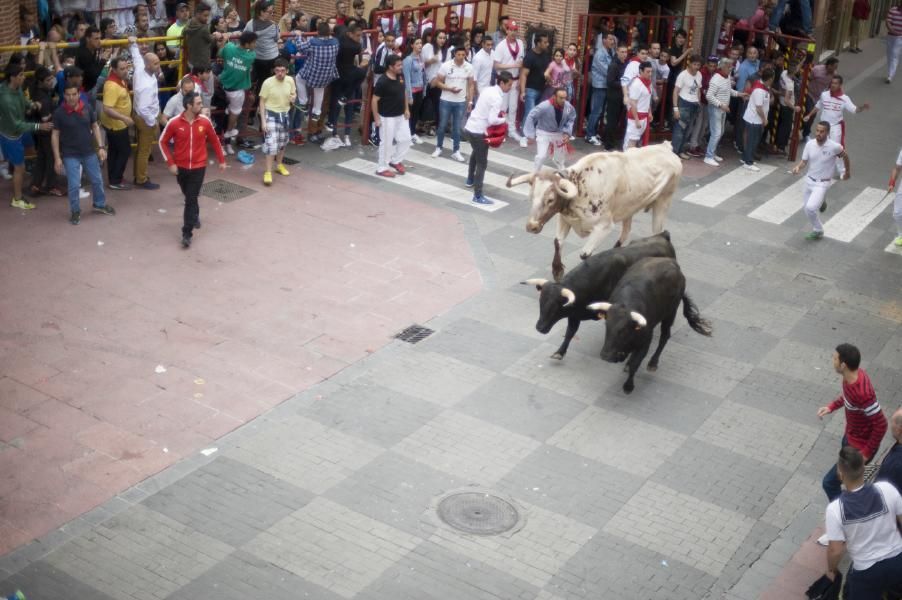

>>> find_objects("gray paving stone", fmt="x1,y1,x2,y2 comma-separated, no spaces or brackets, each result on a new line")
671,200,730,228
482,226,564,270
325,450,465,538
497,444,644,530
677,247,755,289
786,300,898,361
681,276,729,311
629,340,753,398
650,438,792,519
44,505,233,600
715,520,783,595
455,374,588,442
873,332,902,371
141,456,312,547
768,237,859,279
867,365,902,406
164,550,343,600
458,289,550,339
357,539,540,600
671,315,781,364
701,291,807,338
598,378,723,436
548,531,716,600
687,229,781,267
759,338,840,387
726,368,836,425
761,470,822,530
415,317,543,372
243,497,422,599
733,266,832,307
709,212,798,247
295,380,443,447
0,560,119,600
834,246,902,301
393,409,540,484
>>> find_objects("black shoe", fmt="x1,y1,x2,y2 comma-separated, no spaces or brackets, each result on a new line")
92,204,116,215
69,210,80,225
195,219,201,229
181,235,191,248
819,200,827,213
108,182,132,191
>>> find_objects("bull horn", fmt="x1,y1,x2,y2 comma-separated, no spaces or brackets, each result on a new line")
554,178,578,200
560,288,576,307
555,169,570,179
507,173,535,188
521,278,548,289
586,302,612,312
630,311,648,328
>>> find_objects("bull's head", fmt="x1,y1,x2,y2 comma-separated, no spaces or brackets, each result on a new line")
587,301,648,363
507,171,578,234
522,278,576,334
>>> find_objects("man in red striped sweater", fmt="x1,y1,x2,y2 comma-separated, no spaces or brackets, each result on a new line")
817,343,888,504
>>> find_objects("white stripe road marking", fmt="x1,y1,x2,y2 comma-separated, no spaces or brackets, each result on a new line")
823,187,891,242
403,149,530,197
748,178,807,224
680,163,777,207
337,158,509,213
456,141,539,174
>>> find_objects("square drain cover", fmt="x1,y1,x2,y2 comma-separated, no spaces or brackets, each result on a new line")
395,325,434,344
201,179,257,203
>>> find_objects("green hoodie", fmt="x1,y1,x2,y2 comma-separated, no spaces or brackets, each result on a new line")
183,18,213,69
0,83,38,138
219,42,256,91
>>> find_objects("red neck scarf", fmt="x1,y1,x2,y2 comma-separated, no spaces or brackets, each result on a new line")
107,72,128,89
637,75,652,92
630,55,641,62
63,99,85,115
751,80,768,93
564,56,576,69
830,87,844,98
506,37,519,59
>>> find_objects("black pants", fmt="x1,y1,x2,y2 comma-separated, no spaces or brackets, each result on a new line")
31,132,57,190
467,134,489,196
603,90,623,150
328,69,366,136
734,100,749,151
105,127,131,185
775,106,795,150
801,96,815,138
252,58,276,106
409,90,424,135
177,166,205,238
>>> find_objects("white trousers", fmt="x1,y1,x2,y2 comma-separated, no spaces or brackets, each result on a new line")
802,177,832,232
827,124,846,177
888,35,902,81
503,87,519,132
623,118,647,151
894,187,902,235
295,74,308,106
534,130,568,172
377,114,412,171
311,87,325,116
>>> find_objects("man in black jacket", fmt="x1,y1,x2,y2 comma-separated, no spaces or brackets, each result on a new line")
603,43,627,151
75,26,105,94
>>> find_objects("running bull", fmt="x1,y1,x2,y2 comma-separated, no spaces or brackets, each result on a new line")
506,143,682,282
587,257,712,394
522,231,676,360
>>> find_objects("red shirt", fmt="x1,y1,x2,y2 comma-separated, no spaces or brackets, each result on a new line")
158,113,225,170
826,369,887,460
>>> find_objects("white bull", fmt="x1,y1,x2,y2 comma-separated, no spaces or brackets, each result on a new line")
507,143,682,282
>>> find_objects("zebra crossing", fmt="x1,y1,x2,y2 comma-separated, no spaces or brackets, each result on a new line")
337,143,901,254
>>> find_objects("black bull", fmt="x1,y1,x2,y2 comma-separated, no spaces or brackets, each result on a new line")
588,257,713,394
522,232,676,360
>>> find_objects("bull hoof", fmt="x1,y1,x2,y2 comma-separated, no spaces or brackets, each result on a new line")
550,352,564,360
623,381,634,394
647,363,658,372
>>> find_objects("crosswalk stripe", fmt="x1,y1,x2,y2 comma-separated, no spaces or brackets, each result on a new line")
404,149,529,197
456,141,539,174
748,178,807,224
823,187,891,242
681,163,777,207
337,158,509,212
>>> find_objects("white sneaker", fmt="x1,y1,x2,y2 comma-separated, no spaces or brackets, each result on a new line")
411,134,422,144
713,155,724,162
342,135,352,147
703,157,719,167
451,151,465,163
586,135,602,146
0,164,10,180
224,128,239,139
743,163,761,172
225,143,235,155
79,188,90,199
817,533,829,546
519,137,528,148
431,147,442,158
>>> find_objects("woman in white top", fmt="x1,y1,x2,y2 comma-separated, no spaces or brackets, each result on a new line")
774,59,801,154
420,29,448,136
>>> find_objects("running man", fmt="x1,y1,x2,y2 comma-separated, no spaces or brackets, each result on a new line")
802,75,869,178
522,87,576,172
791,121,851,241
889,145,902,247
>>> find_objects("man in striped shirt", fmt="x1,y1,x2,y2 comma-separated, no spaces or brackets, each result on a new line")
887,2,902,83
817,343,888,516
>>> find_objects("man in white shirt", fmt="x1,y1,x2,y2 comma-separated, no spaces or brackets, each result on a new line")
791,121,851,240
432,47,474,162
670,54,702,159
888,146,902,247
471,36,495,97
491,20,524,140
821,446,902,596
128,36,163,190
740,69,774,172
161,76,195,123
623,61,654,151
802,74,869,177
620,44,649,101
464,71,514,205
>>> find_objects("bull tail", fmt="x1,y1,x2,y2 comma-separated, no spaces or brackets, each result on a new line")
682,294,712,337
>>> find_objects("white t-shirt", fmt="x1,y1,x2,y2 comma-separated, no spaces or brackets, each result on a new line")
742,87,770,125
779,70,796,108
815,90,858,126
621,59,641,88
896,147,902,167
628,77,651,114
802,138,845,180
422,44,442,83
675,70,702,103
438,59,473,103
492,37,524,78
825,482,902,572
472,49,494,93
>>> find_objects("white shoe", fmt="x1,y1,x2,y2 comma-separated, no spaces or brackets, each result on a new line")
743,163,761,172
817,533,829,546
431,148,442,158
342,135,352,147
713,155,723,162
224,128,239,138
79,188,90,199
411,134,422,144
0,164,10,180
225,143,235,155
703,157,719,167
586,135,602,146
451,151,465,163
519,137,528,148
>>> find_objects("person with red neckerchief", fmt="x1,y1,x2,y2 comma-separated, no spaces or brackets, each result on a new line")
740,69,773,172
802,74,869,178
523,87,575,172
491,20,524,142
623,61,654,151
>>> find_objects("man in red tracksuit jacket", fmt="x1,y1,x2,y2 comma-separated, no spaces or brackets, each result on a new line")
158,91,226,248
817,343,888,502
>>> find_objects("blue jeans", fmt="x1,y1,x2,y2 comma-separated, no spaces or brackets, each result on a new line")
436,99,465,152
523,88,543,125
63,154,105,213
706,104,726,159
770,0,812,32
586,87,607,139
742,122,763,165
670,98,698,154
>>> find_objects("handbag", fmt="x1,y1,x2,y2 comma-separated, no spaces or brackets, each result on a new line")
805,572,842,600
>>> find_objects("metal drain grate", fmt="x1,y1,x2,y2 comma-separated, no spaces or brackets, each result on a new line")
281,157,300,165
437,492,520,536
201,179,257,203
394,324,434,344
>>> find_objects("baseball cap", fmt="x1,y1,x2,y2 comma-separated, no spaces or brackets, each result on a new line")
507,20,518,31
176,2,188,8
706,54,718,62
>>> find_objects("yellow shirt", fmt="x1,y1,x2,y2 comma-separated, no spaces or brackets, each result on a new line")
259,76,296,113
100,80,132,131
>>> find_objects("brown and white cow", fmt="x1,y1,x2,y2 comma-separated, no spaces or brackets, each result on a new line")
506,143,682,282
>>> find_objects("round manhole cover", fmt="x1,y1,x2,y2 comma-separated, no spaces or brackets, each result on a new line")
437,492,520,535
